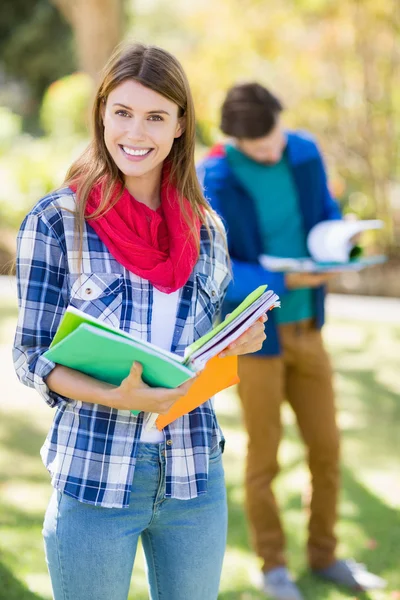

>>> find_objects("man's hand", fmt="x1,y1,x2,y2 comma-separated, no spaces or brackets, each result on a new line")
285,272,338,290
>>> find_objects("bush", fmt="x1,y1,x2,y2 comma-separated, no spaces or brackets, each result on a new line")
0,107,22,152
40,72,93,138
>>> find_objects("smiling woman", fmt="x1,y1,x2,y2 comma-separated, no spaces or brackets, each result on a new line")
102,80,184,202
12,42,267,600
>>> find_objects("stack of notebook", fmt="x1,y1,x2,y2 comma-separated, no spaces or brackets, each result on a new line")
44,284,280,429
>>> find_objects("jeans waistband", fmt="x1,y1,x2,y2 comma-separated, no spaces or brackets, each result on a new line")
136,441,164,461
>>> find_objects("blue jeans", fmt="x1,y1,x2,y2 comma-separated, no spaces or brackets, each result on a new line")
42,442,227,600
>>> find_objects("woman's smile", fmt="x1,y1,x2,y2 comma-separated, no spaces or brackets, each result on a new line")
119,145,154,161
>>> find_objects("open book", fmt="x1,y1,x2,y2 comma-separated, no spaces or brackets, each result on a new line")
44,284,279,429
259,219,386,273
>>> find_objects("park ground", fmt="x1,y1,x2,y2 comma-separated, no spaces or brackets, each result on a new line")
0,281,399,599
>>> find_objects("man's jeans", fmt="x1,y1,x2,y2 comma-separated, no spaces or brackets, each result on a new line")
43,442,227,600
238,320,340,572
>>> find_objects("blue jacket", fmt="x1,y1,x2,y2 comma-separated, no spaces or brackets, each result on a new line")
198,131,342,356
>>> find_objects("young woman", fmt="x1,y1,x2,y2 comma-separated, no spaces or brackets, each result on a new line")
13,43,267,600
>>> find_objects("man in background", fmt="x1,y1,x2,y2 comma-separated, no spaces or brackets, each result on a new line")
198,83,386,600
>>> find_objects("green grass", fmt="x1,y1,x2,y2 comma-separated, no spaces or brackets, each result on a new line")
0,306,399,599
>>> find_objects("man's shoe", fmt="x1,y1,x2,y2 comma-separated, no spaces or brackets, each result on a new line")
262,567,304,600
312,559,387,591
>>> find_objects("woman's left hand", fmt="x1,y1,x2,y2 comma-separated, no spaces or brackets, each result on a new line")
219,314,268,358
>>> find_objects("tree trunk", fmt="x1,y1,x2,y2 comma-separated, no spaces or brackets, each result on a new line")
51,0,123,82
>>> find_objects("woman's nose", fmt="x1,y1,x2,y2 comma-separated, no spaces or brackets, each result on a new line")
127,118,146,141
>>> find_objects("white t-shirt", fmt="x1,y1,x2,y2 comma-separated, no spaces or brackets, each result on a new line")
140,288,180,442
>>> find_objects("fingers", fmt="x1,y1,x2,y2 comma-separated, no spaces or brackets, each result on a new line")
155,383,191,414
240,319,266,343
177,378,196,395
220,319,267,357
129,361,143,381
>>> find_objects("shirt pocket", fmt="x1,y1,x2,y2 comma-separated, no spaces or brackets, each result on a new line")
194,272,221,339
68,272,123,328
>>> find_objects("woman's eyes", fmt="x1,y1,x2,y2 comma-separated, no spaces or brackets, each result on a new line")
115,110,163,122
115,110,130,117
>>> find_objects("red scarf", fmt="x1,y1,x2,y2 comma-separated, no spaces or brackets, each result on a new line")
73,175,201,294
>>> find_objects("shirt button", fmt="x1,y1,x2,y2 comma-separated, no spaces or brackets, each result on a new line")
211,290,216,297
85,287,92,295
166,439,173,446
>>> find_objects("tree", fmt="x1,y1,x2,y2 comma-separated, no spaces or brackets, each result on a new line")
50,0,124,82
0,0,76,130
130,0,399,250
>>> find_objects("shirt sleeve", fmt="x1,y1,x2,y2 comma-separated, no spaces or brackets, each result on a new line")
13,212,68,407
209,213,232,306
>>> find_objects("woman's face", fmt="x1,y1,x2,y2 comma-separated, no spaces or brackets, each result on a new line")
102,79,184,184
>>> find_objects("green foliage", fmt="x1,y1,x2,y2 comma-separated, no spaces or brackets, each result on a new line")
0,0,398,249
0,108,22,152
0,0,76,130
0,70,93,231
0,133,86,230
40,73,93,138
126,0,400,248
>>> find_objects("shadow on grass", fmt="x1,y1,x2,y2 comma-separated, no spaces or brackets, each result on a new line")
340,367,400,418
0,559,45,600
340,466,400,576
218,587,265,599
296,570,374,600
286,464,399,597
225,482,250,552
0,499,44,530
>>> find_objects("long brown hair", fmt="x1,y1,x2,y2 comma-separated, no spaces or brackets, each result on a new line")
65,42,219,265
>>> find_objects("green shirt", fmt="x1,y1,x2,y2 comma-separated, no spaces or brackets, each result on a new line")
226,144,314,324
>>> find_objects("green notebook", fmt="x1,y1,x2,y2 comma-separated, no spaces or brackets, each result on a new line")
44,323,195,415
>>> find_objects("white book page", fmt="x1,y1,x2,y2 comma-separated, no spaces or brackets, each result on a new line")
189,292,280,369
307,220,383,263
186,291,278,363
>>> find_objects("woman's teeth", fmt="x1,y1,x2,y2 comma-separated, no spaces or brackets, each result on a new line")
122,147,151,156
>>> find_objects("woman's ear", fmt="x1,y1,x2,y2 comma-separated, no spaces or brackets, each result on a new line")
174,115,186,139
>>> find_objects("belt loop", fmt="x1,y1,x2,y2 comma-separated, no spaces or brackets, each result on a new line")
159,444,166,461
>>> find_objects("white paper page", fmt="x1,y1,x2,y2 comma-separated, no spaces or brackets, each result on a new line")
186,291,278,364
189,292,280,368
307,220,383,263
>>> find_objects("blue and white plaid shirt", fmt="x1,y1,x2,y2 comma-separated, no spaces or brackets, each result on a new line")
13,187,231,508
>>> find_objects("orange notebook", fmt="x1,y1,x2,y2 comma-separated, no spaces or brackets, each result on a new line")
156,355,239,430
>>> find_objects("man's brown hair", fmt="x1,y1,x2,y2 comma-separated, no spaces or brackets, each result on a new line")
220,82,283,139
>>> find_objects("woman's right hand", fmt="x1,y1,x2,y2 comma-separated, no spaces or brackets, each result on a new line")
110,362,195,414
